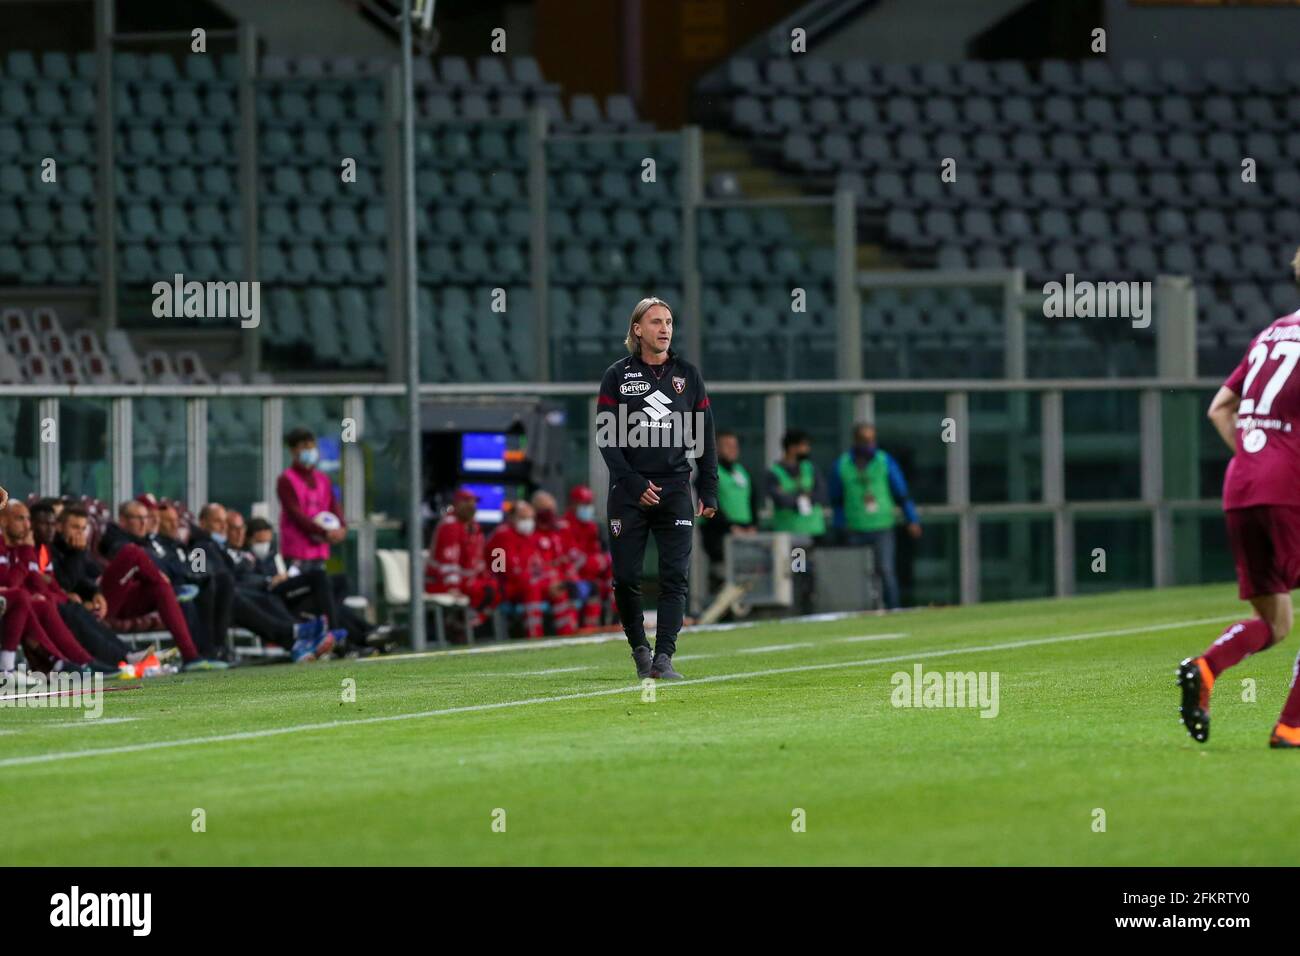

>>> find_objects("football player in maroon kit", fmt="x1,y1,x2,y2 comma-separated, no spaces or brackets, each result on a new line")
1180,251,1300,747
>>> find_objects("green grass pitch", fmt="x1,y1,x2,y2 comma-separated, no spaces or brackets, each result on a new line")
1,582,1294,865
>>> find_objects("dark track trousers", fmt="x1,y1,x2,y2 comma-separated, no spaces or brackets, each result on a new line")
58,600,130,664
234,588,298,648
233,570,341,649
607,479,694,658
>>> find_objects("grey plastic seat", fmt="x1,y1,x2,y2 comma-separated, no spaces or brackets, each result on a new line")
1000,97,1034,127
1038,209,1071,240
1080,60,1120,95
1158,96,1194,127
843,97,878,127
958,209,996,241
971,131,1006,163
1086,244,1119,275
1119,97,1155,128
1159,60,1199,95
1077,208,1110,240
1190,209,1227,240
924,97,958,127
954,62,995,96
764,59,798,92
800,58,837,92
993,61,1032,94
808,97,840,128
961,96,996,129
879,63,920,94
1042,96,1078,128
1010,132,1044,164
1162,243,1196,275
1039,60,1076,94
1080,97,1116,129
885,96,919,127
437,56,474,89
1242,61,1278,93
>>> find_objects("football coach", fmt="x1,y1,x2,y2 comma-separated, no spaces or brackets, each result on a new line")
597,297,718,681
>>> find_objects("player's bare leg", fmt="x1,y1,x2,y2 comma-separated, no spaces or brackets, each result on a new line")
1179,593,1290,743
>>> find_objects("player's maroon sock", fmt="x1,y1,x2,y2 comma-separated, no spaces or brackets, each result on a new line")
1275,653,1300,728
1203,618,1275,676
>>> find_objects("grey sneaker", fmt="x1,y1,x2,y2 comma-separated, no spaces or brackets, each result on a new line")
632,645,653,680
651,653,683,680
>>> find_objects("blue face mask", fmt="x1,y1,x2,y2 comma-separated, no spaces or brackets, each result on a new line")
211,531,227,547
576,504,595,522
297,447,319,467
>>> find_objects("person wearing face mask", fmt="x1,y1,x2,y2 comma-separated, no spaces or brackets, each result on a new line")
194,502,335,662
425,488,498,640
486,500,578,639
563,485,614,628
277,427,347,574
242,517,381,657
766,429,829,615
701,430,759,594
532,489,595,628
829,422,921,611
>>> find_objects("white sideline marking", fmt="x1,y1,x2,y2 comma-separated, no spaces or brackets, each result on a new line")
45,718,141,729
836,632,909,643
471,667,592,677
360,631,628,661
358,610,886,664
680,632,909,661
0,613,1237,769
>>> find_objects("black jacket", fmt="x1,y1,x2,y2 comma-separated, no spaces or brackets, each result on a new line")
189,528,236,579
596,349,719,508
50,534,103,602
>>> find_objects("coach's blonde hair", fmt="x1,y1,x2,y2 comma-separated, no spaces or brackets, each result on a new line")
624,297,673,355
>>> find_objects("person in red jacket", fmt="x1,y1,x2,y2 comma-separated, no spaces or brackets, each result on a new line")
532,488,605,630
0,502,106,671
486,500,577,639
563,485,614,628
425,488,498,632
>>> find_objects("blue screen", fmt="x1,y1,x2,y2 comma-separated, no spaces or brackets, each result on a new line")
461,432,507,473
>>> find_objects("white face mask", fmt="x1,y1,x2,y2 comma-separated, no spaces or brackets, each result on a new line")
515,519,535,535
251,541,272,560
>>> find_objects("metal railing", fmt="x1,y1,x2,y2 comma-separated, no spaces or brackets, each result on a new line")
2,374,1227,641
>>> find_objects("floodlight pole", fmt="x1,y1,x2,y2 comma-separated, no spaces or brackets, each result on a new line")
401,0,427,650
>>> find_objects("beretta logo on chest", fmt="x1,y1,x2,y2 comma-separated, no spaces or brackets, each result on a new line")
672,375,686,394
620,380,651,396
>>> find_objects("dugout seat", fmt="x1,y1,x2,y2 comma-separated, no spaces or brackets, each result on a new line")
376,548,473,646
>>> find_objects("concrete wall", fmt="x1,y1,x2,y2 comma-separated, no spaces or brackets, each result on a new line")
815,0,1027,62
210,0,392,55
1104,0,1300,62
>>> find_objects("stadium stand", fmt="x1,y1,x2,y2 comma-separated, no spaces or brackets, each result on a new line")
1,46,844,384
701,55,1299,375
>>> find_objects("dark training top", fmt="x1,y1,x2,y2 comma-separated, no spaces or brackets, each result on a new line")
597,348,719,509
